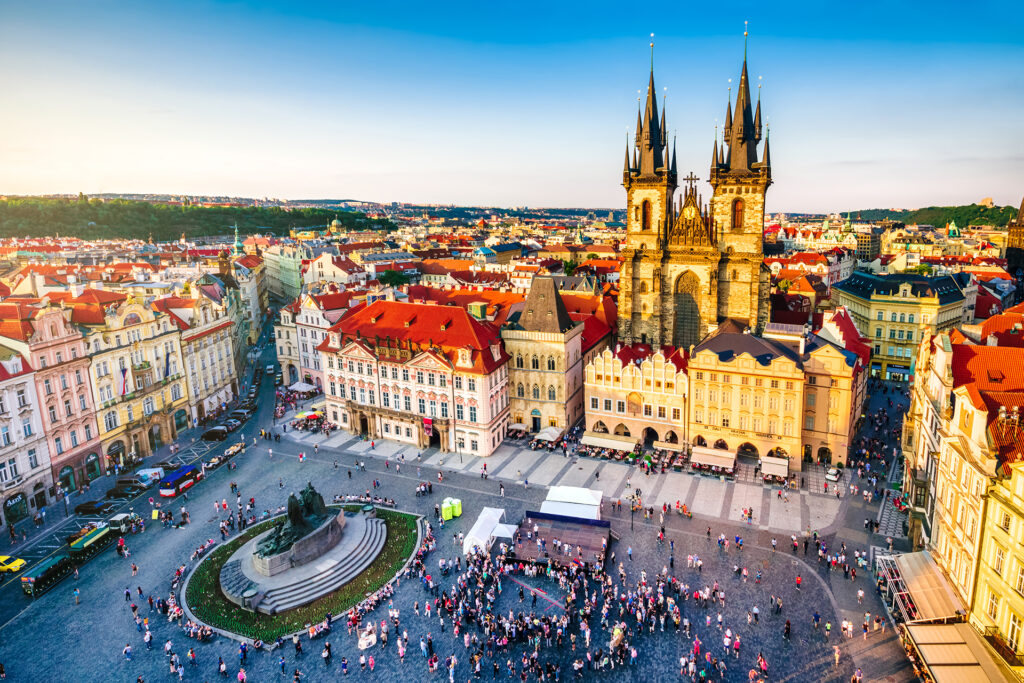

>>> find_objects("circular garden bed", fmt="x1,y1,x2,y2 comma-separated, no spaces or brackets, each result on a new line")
185,506,419,641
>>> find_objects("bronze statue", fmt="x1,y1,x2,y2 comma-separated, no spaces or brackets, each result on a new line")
255,484,329,558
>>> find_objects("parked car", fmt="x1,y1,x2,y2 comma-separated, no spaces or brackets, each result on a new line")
0,556,26,573
266,364,275,374
73,500,117,516
204,455,228,470
825,467,842,482
222,419,242,432
228,409,251,422
202,427,229,441
105,484,145,500
224,442,245,457
154,460,178,472
239,401,257,412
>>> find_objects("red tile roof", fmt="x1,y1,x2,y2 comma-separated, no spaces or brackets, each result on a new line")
610,342,687,373
320,300,509,375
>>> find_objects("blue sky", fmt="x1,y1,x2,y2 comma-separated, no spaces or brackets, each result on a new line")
1,0,1022,212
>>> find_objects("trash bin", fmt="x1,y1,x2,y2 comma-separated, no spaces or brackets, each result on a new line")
441,500,454,521
451,498,462,518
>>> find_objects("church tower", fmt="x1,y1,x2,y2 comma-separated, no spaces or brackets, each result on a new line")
710,47,772,333
618,65,677,346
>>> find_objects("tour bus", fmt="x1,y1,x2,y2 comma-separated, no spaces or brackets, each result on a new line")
21,555,75,597
158,465,204,498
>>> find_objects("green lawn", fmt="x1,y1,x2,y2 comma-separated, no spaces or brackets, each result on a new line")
185,506,419,641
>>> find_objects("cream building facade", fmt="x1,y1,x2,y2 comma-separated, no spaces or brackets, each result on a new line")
503,277,585,434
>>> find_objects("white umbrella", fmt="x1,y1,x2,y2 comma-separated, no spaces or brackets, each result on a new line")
289,381,316,392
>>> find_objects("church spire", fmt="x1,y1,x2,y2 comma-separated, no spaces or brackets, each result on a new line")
719,26,763,175
638,67,665,176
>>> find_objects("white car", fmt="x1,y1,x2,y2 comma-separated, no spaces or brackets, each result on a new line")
825,467,842,482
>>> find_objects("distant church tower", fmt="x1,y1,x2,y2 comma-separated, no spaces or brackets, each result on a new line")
710,49,772,334
618,40,770,349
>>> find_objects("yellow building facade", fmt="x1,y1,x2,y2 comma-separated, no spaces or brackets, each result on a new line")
85,299,189,467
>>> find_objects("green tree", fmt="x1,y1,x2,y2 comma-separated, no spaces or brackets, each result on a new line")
562,259,579,275
378,269,410,287
776,279,792,293
586,253,599,261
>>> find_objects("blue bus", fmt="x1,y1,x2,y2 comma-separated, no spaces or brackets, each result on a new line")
158,465,203,498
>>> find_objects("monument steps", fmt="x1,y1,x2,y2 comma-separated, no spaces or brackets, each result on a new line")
258,517,387,614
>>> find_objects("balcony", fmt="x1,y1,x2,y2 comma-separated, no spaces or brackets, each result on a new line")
983,627,1024,668
133,360,151,372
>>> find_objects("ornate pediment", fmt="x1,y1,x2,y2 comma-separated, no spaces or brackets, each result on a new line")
668,176,715,248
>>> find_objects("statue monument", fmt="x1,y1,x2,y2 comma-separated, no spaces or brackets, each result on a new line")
256,482,330,558
251,482,346,576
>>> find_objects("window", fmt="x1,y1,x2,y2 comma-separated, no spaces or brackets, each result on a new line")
657,406,666,419
54,437,64,455
877,311,884,321
516,355,523,369
467,379,476,392
769,380,779,389
590,397,598,410
908,314,915,324
1016,566,1024,595
69,430,78,447
16,389,26,407
403,396,411,411
721,415,730,427
547,358,556,371
617,400,625,413
807,393,816,408
532,385,540,400
643,405,652,417
995,547,1006,576
104,412,118,431
84,424,92,440
1011,614,1023,651
171,383,182,401
21,418,31,437
906,330,913,342
875,328,882,338
469,406,477,422
440,402,448,418
531,356,539,370
547,386,556,401
694,409,703,424
470,440,478,452
418,398,426,414
48,406,57,423
359,389,366,404
60,374,68,390
416,371,424,384
402,369,409,382
382,393,390,408
456,404,464,420
731,198,744,231
27,448,38,468
695,372,704,380
143,397,154,415
603,399,612,411
64,400,72,417
43,379,52,395
672,408,680,420
988,592,1000,620
454,376,462,390
804,415,814,430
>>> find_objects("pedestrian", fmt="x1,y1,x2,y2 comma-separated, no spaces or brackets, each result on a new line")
123,644,132,661
73,587,80,605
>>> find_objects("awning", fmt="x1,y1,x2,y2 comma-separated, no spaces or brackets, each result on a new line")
289,381,316,392
895,551,965,622
508,423,528,431
690,446,736,470
546,486,603,507
904,622,1017,682
580,431,639,451
534,427,564,442
761,456,789,478
653,440,684,452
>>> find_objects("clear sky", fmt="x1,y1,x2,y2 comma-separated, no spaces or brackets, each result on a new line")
1,0,1022,213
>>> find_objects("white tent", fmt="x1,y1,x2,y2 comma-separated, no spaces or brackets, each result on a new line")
289,381,316,392
540,486,603,520
463,507,506,556
534,427,564,442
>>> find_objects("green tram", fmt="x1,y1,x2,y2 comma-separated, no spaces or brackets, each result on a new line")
20,555,75,597
67,523,116,562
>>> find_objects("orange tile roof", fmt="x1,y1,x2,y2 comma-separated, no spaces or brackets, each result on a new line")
321,300,509,375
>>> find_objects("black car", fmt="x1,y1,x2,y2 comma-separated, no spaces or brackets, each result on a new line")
202,427,229,441
73,500,117,516
239,401,257,412
104,484,145,500
222,419,242,432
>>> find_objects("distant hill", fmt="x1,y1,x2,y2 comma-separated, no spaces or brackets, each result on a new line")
848,203,1016,228
0,197,394,241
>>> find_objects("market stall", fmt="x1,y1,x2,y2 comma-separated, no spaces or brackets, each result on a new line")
760,456,789,484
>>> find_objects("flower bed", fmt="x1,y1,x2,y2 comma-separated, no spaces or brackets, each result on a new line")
185,506,419,641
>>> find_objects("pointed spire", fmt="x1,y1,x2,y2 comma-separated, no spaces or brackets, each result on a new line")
638,65,665,175
753,89,762,142
623,140,632,176
724,94,733,136
761,128,771,169
722,26,760,173
671,135,678,174
712,138,719,170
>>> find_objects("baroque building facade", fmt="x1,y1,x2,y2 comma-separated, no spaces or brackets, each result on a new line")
617,55,771,351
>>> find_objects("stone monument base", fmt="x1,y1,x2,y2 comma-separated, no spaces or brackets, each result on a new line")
253,510,346,577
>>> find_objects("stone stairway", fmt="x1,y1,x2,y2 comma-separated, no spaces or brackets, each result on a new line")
256,517,387,614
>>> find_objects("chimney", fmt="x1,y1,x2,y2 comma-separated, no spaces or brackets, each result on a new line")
799,335,806,356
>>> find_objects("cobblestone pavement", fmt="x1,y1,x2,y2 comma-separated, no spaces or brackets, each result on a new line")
0,366,916,682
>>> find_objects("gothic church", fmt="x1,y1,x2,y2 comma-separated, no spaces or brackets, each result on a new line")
617,51,772,350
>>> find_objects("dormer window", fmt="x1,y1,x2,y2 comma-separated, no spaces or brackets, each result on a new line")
458,348,471,367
